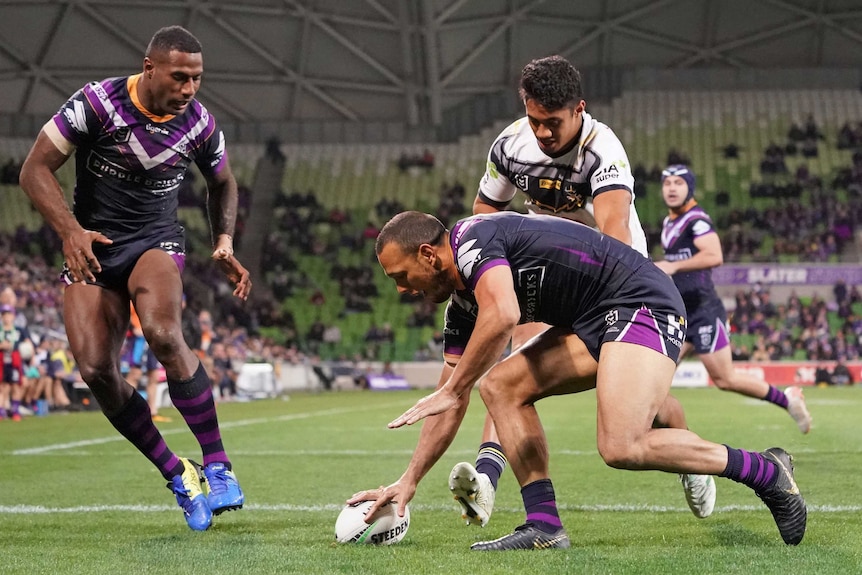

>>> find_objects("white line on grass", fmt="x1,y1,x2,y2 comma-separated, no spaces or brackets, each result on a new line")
11,403,409,456
1,503,859,515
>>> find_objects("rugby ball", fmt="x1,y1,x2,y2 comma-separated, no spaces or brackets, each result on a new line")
334,500,410,545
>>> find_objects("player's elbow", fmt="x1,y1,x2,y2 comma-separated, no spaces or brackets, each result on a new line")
494,304,521,333
472,196,500,214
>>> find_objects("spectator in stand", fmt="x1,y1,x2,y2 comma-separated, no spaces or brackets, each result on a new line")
731,342,751,361
210,342,237,399
831,361,853,386
0,304,36,421
814,364,833,386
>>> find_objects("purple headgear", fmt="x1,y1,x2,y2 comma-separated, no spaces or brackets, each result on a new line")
661,164,696,202
0,304,15,314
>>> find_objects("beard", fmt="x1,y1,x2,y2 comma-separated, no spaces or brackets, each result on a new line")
426,266,457,303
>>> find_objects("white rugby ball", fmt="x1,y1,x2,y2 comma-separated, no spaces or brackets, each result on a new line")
334,500,410,545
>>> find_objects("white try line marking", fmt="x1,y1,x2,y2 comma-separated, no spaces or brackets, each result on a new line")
1,502,859,515
11,403,411,456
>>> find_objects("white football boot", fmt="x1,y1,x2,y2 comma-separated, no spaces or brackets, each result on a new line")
680,474,716,519
449,462,495,527
784,386,812,434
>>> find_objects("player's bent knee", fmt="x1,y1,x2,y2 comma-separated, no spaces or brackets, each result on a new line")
77,360,117,386
478,373,529,408
597,439,644,470
145,328,185,361
711,377,733,390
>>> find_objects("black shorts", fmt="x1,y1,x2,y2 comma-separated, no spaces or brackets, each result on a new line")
61,232,185,291
572,264,687,363
2,363,23,385
685,299,730,355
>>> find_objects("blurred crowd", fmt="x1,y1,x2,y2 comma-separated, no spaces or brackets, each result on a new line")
3,112,862,420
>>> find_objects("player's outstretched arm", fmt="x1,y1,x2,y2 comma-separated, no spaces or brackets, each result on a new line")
349,360,469,520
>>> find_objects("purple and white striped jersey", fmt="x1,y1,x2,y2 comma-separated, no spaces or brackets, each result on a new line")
47,74,226,244
660,205,721,310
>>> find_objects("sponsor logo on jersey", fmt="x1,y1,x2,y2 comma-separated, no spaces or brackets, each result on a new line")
517,266,545,323
90,81,109,102
145,123,169,136
86,151,184,195
539,178,562,190
664,249,692,261
594,163,620,184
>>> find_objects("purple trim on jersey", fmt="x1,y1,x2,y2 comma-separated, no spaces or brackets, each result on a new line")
212,147,228,174
661,207,709,250
467,258,508,290
614,306,667,356
443,345,466,356
554,246,603,267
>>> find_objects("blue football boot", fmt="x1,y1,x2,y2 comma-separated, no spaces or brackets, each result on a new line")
202,462,245,515
168,458,212,531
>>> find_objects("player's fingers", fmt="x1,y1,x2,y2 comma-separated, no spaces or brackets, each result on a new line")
68,249,94,282
346,490,376,504
84,252,102,274
388,406,416,428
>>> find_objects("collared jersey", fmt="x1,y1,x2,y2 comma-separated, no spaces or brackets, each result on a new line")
477,112,648,256
48,74,226,245
660,205,721,310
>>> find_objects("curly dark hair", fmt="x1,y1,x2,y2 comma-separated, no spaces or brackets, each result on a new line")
518,55,583,110
146,25,202,56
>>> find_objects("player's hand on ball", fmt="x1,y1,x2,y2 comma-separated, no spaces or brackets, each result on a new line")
347,481,415,521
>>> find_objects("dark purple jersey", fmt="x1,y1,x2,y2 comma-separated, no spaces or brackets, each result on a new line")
660,206,722,311
49,74,226,245
443,212,686,358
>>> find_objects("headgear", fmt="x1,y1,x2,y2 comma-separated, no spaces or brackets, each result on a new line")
661,164,696,202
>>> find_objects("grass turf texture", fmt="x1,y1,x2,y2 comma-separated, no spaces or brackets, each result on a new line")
1,386,861,574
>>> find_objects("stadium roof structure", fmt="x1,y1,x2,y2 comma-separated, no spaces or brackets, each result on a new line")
1,0,862,139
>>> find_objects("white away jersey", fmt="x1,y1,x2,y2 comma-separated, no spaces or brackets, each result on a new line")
477,112,647,256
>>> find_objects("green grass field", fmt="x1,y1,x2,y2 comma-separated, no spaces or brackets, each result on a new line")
2,385,861,575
